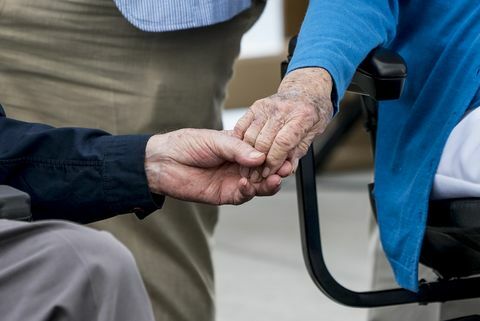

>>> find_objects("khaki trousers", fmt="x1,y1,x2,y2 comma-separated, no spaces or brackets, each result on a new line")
0,1,263,320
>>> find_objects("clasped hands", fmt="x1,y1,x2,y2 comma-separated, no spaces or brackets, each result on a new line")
145,67,333,206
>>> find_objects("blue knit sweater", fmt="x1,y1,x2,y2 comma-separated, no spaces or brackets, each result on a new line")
287,0,480,291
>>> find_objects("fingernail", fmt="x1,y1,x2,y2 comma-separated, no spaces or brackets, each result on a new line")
276,178,282,186
240,177,248,186
251,170,260,182
262,167,270,178
249,151,264,159
292,159,299,174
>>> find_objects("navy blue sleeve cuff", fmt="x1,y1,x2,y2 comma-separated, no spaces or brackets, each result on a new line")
100,134,164,219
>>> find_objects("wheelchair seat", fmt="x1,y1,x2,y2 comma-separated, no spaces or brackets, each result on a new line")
369,185,480,280
423,198,480,279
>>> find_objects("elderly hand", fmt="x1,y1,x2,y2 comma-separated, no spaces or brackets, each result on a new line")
144,129,282,205
234,67,334,180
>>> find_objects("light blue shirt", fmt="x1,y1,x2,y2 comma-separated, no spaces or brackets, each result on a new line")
113,0,252,32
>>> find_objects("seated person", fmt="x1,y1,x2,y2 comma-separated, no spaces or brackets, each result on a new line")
432,107,480,200
234,0,479,320
0,104,285,321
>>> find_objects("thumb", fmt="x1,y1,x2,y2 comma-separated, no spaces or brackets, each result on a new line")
212,132,266,167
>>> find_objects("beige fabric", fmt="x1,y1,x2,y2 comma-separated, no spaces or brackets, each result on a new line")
0,1,264,320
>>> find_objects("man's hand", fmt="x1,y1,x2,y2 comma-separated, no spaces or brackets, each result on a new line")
234,67,334,180
145,129,282,205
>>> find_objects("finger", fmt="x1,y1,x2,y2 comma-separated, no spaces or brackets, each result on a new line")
250,167,263,183
288,134,315,173
222,129,236,137
253,174,282,196
260,156,293,178
243,117,268,146
233,109,255,139
240,166,250,178
254,117,284,155
265,119,310,174
234,177,256,205
276,160,293,177
291,158,300,173
211,133,266,167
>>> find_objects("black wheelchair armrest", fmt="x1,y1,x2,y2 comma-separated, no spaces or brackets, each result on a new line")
358,48,407,79
348,48,407,101
0,185,32,221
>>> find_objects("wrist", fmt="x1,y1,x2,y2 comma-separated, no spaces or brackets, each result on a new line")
278,67,334,121
279,67,333,97
145,134,169,196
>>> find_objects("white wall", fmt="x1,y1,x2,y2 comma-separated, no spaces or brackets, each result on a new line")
239,0,284,59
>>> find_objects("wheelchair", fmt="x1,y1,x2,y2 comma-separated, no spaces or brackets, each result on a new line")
0,185,31,221
1,37,480,321
282,37,480,321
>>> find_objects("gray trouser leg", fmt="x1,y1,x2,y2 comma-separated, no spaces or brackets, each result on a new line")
0,220,155,321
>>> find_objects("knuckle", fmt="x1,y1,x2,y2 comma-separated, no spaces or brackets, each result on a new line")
243,132,257,145
271,117,285,130
297,142,310,156
296,105,319,122
251,117,265,128
251,99,267,112
255,139,271,153
233,125,244,137
268,152,284,163
256,98,277,112
234,119,247,129
275,134,295,151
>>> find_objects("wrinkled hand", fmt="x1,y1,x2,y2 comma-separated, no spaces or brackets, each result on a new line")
145,129,282,205
234,67,334,180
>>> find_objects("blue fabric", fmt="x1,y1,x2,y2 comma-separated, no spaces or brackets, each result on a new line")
113,0,251,32
471,89,480,109
288,0,480,291
0,105,163,223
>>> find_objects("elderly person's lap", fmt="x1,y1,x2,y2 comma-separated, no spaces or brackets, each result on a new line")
0,220,155,321
432,106,480,200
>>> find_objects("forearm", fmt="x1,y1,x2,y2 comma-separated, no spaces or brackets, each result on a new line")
0,105,162,223
287,0,399,104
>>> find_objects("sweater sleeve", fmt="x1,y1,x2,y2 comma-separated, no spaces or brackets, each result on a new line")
287,0,399,106
0,105,163,223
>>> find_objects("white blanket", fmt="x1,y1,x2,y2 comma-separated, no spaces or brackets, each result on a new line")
431,107,480,199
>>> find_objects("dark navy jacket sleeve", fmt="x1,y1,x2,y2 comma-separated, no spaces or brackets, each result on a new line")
0,105,164,223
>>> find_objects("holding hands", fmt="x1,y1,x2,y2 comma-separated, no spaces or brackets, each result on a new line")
145,67,334,206
234,67,334,181
145,129,282,205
